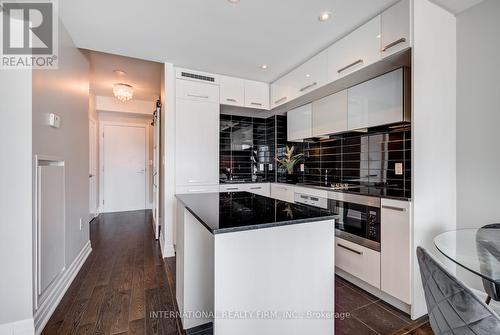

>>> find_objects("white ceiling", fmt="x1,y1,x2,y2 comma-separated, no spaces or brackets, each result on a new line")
87,50,163,101
431,0,483,14
62,0,483,83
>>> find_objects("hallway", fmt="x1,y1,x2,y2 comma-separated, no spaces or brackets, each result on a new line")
41,210,182,335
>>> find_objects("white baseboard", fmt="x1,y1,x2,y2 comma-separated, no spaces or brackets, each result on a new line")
33,241,92,335
160,238,175,258
0,318,35,335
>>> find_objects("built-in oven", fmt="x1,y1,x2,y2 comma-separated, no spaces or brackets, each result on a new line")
328,192,381,251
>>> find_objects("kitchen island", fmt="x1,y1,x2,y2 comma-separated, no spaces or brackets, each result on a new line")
175,191,335,335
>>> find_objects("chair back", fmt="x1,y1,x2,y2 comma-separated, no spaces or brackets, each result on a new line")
416,246,500,334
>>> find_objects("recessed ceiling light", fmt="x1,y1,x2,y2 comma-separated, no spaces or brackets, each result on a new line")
227,0,240,3
376,34,381,39
114,69,127,76
260,64,268,70
318,11,332,22
305,74,311,78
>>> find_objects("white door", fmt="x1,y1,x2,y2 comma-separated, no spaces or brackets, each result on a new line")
89,119,98,217
102,124,147,212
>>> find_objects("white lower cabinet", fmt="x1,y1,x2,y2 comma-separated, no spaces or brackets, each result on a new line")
335,237,381,289
381,198,411,304
219,183,271,197
270,183,295,203
176,185,220,194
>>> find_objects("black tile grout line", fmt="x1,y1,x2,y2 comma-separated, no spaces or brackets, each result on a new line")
351,314,382,335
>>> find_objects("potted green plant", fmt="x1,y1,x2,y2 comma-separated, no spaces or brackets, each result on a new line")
275,145,303,177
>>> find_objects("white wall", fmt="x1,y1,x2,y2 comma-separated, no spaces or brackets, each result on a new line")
96,95,155,115
456,0,500,289
411,0,457,319
0,65,34,333
161,63,176,257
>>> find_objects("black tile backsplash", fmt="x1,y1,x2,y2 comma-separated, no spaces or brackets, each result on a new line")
220,114,411,198
220,114,275,183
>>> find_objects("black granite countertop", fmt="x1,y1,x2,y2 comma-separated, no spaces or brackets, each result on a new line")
176,192,336,234
294,182,411,201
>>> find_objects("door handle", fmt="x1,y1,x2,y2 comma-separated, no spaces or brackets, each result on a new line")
299,82,317,92
381,37,407,52
337,243,363,255
337,59,363,74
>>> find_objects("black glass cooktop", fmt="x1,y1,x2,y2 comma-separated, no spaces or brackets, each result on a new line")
176,192,335,234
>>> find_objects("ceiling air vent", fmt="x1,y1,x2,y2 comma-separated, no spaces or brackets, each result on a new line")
180,71,215,83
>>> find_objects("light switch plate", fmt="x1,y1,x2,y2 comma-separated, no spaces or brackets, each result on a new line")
259,164,264,171
269,164,273,171
395,163,403,175
300,164,305,172
49,113,61,128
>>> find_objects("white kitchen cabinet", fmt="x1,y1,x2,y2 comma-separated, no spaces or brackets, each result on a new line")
335,237,381,289
312,90,348,136
219,183,271,197
176,78,219,103
287,103,312,141
271,72,295,109
271,50,328,109
270,183,295,203
220,75,245,107
328,16,381,82
176,81,219,187
244,80,270,110
381,0,411,58
381,198,411,304
348,68,407,130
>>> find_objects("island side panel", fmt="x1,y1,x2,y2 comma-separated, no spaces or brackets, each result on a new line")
214,220,335,335
176,205,214,330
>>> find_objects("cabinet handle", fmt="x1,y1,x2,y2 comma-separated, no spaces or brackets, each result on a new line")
250,187,262,190
226,98,238,103
187,93,209,99
188,179,207,183
381,205,407,212
250,102,263,106
274,97,287,104
226,187,239,190
381,37,407,52
337,243,363,255
337,59,363,74
299,82,318,92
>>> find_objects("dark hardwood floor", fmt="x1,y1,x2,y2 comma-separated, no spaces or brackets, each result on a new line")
42,210,433,335
42,210,183,335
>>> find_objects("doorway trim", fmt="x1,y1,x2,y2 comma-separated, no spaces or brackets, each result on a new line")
99,120,151,213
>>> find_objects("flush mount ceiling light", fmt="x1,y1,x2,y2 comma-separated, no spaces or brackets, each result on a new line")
259,64,268,70
318,11,332,22
113,83,134,102
113,69,127,76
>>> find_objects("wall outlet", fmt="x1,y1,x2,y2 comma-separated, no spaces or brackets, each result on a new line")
269,164,273,171
300,164,305,172
395,163,403,175
49,113,61,128
79,218,83,230
259,163,264,171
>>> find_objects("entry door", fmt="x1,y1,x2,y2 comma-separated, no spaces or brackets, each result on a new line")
102,124,147,212
89,119,98,217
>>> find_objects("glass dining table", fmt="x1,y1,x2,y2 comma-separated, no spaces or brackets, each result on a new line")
434,227,500,284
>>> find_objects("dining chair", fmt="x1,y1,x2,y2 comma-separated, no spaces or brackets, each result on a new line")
417,246,500,334
477,224,500,305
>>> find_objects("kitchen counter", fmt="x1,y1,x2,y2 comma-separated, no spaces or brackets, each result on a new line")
176,191,335,334
294,182,411,201
176,191,335,234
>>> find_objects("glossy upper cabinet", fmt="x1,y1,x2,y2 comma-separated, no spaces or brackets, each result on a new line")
347,68,407,130
381,0,411,58
176,80,219,187
312,90,348,137
271,50,328,109
244,80,269,109
328,16,381,82
220,75,245,106
287,103,312,142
